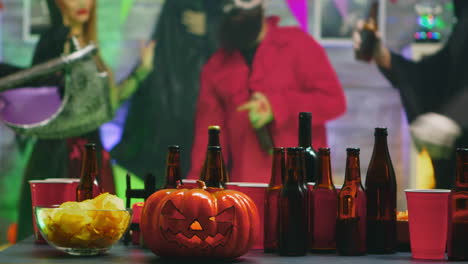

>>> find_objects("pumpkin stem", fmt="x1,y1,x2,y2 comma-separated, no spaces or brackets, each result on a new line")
196,180,207,189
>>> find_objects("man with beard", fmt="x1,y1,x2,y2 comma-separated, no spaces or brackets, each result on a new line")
187,0,347,183
354,0,468,188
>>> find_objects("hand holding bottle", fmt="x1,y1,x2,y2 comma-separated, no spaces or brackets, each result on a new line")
353,20,391,70
237,92,274,129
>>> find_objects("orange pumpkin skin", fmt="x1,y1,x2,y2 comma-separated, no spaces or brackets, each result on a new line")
140,184,260,258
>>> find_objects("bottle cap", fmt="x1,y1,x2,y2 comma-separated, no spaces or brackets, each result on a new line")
299,112,312,120
375,127,388,136
346,148,360,154
168,145,180,151
85,143,96,150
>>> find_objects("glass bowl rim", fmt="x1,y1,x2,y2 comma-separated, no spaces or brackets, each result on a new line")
35,205,132,212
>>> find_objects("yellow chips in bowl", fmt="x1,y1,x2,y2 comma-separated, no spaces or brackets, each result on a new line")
37,193,131,249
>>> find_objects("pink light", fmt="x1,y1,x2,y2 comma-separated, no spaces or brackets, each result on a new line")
286,0,309,32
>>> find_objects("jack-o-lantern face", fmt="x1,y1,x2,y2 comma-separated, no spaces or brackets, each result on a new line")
141,181,260,259
160,200,234,248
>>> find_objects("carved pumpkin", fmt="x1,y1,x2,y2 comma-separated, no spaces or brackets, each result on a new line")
141,181,259,258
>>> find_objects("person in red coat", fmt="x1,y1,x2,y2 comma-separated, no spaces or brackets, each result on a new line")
188,0,346,183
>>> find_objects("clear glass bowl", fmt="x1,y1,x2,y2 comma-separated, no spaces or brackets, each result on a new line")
35,206,132,256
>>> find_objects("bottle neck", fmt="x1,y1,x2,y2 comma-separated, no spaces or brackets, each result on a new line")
286,149,303,185
165,150,181,188
203,148,225,188
367,2,378,23
455,151,468,189
372,135,390,158
317,152,334,187
345,153,362,184
270,148,285,187
298,116,312,147
80,147,98,184
208,130,220,147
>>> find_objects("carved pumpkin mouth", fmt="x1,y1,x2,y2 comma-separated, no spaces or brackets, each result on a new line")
161,227,233,248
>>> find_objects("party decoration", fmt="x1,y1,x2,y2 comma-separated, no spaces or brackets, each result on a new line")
141,181,259,259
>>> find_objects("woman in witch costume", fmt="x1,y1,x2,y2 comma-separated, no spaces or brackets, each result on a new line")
111,0,224,183
354,0,468,188
16,0,154,241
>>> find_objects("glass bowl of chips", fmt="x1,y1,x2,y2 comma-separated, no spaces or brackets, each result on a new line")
35,193,132,256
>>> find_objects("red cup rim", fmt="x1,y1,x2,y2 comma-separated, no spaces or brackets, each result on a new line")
405,189,450,193
29,179,80,184
236,183,268,187
45,178,80,182
182,179,197,183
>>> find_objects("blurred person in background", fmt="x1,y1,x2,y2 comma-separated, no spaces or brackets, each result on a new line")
354,0,468,188
111,0,224,185
187,0,346,183
15,0,154,241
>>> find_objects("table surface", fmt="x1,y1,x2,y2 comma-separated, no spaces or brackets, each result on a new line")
0,238,461,264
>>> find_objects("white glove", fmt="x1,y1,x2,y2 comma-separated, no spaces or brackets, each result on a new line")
410,113,462,160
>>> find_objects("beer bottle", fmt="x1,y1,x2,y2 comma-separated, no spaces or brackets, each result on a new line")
207,125,221,146
310,148,337,252
163,145,182,189
298,147,309,198
366,128,397,254
355,0,378,62
264,147,285,253
201,146,226,188
279,148,308,256
200,126,229,185
448,148,468,260
76,143,99,202
299,112,318,183
337,148,367,256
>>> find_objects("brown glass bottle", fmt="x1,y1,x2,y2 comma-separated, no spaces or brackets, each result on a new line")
337,148,367,256
279,148,308,256
264,147,285,253
200,146,226,188
448,148,468,260
310,148,337,252
76,143,99,202
366,128,397,254
355,1,378,62
200,126,229,185
298,147,310,245
299,112,318,183
163,145,182,189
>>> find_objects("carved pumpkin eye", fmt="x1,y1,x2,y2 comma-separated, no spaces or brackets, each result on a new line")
214,206,234,223
161,200,186,220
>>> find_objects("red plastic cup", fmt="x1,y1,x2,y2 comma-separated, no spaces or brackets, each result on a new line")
234,182,268,250
29,179,80,243
132,202,145,245
405,189,450,260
